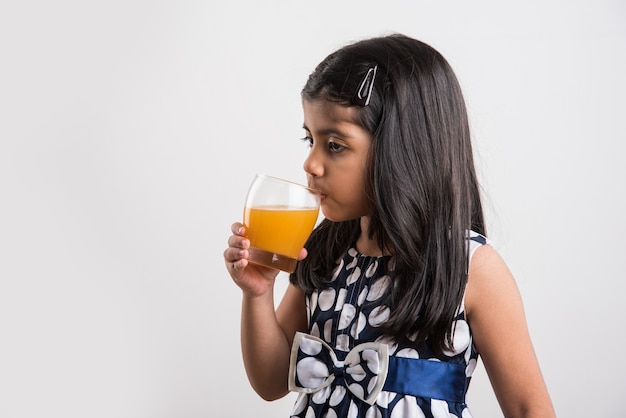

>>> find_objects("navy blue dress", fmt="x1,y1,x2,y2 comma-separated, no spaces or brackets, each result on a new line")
288,232,489,418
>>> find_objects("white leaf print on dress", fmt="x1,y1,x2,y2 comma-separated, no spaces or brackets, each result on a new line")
335,288,347,311
365,404,383,418
443,319,470,356
338,304,356,330
367,276,390,301
351,312,367,339
329,386,346,407
318,288,336,311
365,260,379,277
396,347,419,359
368,306,390,328
390,396,426,418
431,399,454,417
347,267,362,285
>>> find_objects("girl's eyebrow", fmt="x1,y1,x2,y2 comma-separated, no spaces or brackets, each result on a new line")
302,123,348,138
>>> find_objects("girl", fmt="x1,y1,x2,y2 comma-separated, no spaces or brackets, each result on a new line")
224,34,555,417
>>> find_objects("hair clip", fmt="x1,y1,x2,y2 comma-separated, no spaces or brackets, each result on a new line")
352,65,378,106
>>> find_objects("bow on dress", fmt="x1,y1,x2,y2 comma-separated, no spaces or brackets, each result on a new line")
288,332,389,405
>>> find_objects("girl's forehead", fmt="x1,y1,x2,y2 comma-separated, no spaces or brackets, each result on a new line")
302,99,372,143
302,99,360,128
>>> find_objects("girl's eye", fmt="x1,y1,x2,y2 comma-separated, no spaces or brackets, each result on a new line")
300,136,313,147
300,136,346,153
328,141,346,153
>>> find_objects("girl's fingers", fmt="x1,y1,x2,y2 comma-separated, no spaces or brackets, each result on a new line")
223,246,248,262
224,223,251,277
230,257,249,273
231,222,245,235
224,247,248,275
227,234,249,250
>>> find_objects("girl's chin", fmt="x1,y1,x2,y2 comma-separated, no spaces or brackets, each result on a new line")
319,208,340,222
319,209,358,223
319,208,332,221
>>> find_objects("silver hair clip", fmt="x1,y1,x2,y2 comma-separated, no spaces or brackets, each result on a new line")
352,65,378,106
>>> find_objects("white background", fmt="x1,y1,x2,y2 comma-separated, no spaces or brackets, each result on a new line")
1,1,624,417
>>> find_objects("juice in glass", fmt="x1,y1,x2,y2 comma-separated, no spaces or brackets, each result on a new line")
243,205,319,273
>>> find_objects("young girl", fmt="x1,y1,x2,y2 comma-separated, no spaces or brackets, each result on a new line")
224,34,555,418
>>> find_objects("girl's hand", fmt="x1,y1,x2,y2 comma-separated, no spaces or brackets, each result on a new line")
224,222,309,297
223,222,281,297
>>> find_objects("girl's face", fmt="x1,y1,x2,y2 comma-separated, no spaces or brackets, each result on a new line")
301,99,373,222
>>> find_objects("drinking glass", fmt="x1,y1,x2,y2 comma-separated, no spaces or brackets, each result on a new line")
243,174,320,273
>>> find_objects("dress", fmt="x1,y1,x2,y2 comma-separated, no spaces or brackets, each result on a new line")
288,232,489,418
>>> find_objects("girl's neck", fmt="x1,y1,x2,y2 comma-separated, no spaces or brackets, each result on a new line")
356,217,388,256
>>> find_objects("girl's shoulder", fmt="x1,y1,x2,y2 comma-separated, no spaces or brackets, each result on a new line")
464,234,518,320
467,230,490,262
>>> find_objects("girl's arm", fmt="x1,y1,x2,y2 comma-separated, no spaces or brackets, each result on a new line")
225,222,308,401
240,283,307,400
465,245,556,418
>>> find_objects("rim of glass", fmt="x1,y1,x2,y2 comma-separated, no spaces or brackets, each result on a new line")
255,174,319,194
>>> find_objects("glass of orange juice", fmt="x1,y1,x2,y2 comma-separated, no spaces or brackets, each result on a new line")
243,174,320,273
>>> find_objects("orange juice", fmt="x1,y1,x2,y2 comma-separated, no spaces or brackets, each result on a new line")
243,205,319,272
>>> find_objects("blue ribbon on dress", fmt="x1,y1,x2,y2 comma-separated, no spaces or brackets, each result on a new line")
288,332,467,405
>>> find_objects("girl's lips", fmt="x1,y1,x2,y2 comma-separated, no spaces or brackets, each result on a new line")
308,183,325,199
312,188,326,200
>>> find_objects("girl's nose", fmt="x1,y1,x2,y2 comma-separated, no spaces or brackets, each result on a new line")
303,149,323,178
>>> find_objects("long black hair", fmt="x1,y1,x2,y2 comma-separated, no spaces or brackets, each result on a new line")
290,34,486,355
